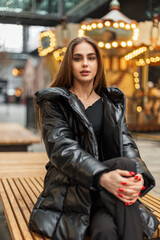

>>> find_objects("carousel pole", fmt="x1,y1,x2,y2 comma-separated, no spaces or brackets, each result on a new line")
142,50,149,104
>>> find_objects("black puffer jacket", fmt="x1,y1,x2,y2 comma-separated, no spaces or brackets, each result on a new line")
29,87,155,240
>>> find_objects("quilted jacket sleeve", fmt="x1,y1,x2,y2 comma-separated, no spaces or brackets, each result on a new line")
40,100,108,190
122,118,155,196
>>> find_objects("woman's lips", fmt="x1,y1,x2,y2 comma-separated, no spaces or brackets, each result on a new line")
80,71,90,76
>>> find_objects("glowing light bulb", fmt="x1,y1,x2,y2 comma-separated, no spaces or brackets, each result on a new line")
105,21,111,27
98,42,104,48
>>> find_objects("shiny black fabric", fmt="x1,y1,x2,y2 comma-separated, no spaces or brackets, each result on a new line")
29,87,155,240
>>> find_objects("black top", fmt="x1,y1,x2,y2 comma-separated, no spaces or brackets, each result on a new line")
85,98,103,161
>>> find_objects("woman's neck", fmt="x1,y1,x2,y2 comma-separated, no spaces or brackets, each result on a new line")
70,82,94,100
69,82,100,109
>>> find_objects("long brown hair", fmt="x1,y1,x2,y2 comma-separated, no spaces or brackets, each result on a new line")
50,36,106,94
36,36,107,133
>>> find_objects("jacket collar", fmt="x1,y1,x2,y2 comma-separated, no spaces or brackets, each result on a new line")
35,87,92,129
35,86,125,128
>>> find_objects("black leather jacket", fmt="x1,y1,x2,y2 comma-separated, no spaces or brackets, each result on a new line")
29,87,155,240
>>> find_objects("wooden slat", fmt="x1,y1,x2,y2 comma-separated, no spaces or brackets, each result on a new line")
140,194,160,238
8,178,45,240
29,177,44,193
2,178,33,240
1,176,160,240
24,177,42,198
35,177,44,189
0,181,23,240
19,178,40,204
14,178,34,212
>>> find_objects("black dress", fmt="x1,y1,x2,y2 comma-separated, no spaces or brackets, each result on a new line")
85,98,143,240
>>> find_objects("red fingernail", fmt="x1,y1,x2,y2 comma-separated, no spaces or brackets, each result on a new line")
129,201,134,204
139,178,141,181
125,203,129,206
129,172,135,176
118,193,123,197
138,192,141,196
135,175,139,180
122,182,127,185
142,186,146,190
118,188,124,192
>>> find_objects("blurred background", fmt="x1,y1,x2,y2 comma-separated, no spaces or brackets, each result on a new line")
0,1,160,239
0,0,160,193
0,0,160,131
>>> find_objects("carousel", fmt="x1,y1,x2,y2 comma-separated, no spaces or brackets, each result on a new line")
36,0,160,132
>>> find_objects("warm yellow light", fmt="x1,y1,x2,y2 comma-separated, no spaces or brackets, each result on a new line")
146,58,150,64
127,41,133,46
139,59,145,64
135,84,140,89
98,42,104,48
121,41,127,47
113,22,119,28
86,25,92,30
15,89,22,97
112,41,118,47
38,30,56,56
137,106,142,112
149,45,154,51
53,47,67,61
125,56,130,61
105,43,111,49
150,57,154,62
104,21,111,27
125,24,130,30
12,68,19,76
132,28,139,42
131,23,136,29
134,28,139,33
134,78,139,83
91,23,97,29
119,22,125,28
133,36,138,41
97,23,103,28
78,29,84,37
134,72,139,77
81,24,87,30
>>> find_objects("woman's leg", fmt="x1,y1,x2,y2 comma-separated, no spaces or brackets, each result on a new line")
99,157,143,240
90,208,118,240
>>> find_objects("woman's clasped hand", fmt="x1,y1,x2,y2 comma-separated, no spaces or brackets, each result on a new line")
100,170,145,205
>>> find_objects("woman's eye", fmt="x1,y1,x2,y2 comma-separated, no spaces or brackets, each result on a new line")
74,57,81,61
89,57,96,60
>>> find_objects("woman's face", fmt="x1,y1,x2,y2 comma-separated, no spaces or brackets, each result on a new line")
72,41,98,85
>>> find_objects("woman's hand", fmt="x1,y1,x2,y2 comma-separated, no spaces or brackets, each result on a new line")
99,170,144,205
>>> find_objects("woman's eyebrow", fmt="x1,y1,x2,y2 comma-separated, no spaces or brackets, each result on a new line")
73,53,96,56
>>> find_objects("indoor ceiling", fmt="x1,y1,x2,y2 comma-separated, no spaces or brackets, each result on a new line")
0,0,108,26
0,0,159,26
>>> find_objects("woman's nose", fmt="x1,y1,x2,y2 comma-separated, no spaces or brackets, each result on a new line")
82,58,88,66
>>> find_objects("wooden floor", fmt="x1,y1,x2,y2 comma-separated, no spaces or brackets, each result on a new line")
0,152,48,178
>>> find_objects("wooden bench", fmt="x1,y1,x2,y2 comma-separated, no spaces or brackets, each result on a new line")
0,176,159,240
0,152,48,178
0,123,40,152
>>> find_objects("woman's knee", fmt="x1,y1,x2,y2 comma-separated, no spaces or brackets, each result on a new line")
90,209,118,240
115,157,136,172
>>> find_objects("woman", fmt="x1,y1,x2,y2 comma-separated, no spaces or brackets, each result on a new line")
29,37,156,240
